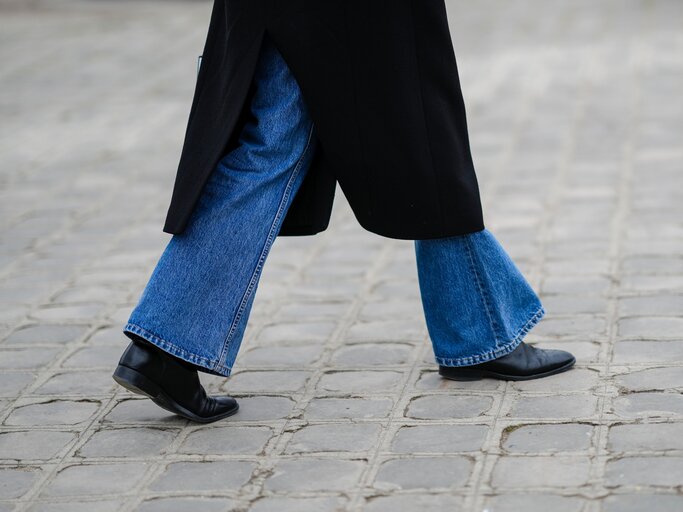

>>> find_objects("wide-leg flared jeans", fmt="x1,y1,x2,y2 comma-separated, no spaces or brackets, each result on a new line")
123,35,545,377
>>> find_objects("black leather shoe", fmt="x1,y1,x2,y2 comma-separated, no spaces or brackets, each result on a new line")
112,338,239,423
438,342,575,381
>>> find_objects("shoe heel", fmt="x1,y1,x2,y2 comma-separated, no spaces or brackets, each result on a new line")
113,365,162,399
438,367,483,381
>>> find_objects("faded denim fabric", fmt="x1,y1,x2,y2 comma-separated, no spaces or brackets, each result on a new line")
123,35,544,377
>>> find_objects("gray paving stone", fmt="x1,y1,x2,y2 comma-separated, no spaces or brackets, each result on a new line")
304,397,394,420
0,371,35,397
3,325,87,345
4,400,100,426
530,341,602,363
414,370,501,391
511,368,600,392
26,501,122,512
531,316,606,337
34,371,115,395
391,425,488,453
609,423,683,452
250,496,347,512
60,345,122,368
77,427,177,458
612,391,683,418
345,320,424,342
264,458,365,492
178,426,272,455
364,494,462,511
606,457,683,487
616,367,683,391
226,370,312,393
285,423,381,453
618,317,683,339
373,456,472,490
276,302,350,320
0,431,76,461
317,370,404,393
150,461,256,492
483,494,586,512
509,394,598,419
0,467,40,499
603,494,683,512
29,305,103,322
492,456,591,488
138,497,241,512
612,341,683,363
230,396,295,421
330,343,414,366
257,322,337,344
40,463,149,497
405,394,493,419
619,295,683,317
503,423,593,453
0,348,62,370
237,345,325,367
103,399,188,425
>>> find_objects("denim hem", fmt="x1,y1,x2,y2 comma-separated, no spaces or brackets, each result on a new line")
434,304,546,367
122,322,232,377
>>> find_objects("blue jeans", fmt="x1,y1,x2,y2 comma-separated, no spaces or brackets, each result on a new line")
123,36,544,377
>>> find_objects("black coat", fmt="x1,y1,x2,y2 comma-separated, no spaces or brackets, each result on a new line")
162,0,484,240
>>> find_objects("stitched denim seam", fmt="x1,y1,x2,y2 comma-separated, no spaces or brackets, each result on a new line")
463,234,501,344
435,304,545,366
216,122,316,371
123,322,232,376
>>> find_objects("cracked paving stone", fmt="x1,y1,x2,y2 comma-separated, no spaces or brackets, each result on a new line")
150,461,256,492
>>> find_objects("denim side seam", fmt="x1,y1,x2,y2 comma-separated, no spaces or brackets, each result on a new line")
435,304,545,367
123,322,233,376
215,123,316,373
462,233,502,345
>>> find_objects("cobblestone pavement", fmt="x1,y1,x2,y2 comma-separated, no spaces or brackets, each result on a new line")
1,0,682,510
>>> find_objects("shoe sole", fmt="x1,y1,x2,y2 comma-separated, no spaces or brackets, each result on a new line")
439,357,576,381
112,365,239,424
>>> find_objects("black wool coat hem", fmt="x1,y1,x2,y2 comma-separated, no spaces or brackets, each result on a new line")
162,0,485,240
